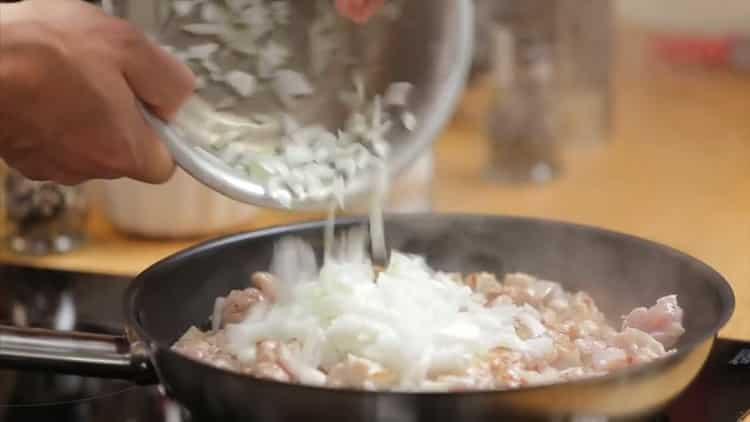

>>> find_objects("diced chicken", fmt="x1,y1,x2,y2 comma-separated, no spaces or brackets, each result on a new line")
570,292,606,322
425,374,492,392
327,354,397,390
251,272,278,303
251,361,292,382
558,366,587,381
501,273,567,308
487,348,524,389
249,340,295,383
578,319,601,338
574,337,608,365
520,367,562,387
464,272,503,296
622,295,685,349
590,347,629,371
172,268,686,392
552,339,582,369
489,294,514,307
222,288,266,325
172,327,240,371
612,327,667,365
504,272,536,288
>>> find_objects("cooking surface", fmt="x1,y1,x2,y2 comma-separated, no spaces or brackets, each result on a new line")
0,265,748,421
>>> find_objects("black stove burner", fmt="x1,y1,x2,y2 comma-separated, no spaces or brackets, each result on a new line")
1,266,748,422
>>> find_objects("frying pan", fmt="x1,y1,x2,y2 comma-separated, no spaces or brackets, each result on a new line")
0,214,735,421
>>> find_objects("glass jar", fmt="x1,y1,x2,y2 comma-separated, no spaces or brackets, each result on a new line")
484,0,562,184
557,0,613,147
4,169,89,255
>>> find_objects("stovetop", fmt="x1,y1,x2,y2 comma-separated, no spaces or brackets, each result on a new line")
0,265,748,422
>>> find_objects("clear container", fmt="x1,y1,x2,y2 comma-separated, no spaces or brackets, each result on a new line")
4,170,89,255
484,1,563,184
557,0,613,146
480,0,613,183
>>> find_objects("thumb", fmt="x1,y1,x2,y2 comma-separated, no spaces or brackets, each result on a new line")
134,125,176,184
125,101,176,184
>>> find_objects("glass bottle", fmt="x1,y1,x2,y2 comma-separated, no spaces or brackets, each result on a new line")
4,169,89,255
485,0,562,184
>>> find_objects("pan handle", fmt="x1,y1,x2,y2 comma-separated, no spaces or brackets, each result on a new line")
0,325,158,385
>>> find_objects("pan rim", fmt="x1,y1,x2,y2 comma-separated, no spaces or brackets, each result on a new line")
124,212,736,398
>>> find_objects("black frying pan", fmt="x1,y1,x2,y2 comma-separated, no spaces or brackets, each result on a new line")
0,214,735,421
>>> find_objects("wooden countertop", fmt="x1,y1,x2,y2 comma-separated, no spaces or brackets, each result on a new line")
1,61,749,341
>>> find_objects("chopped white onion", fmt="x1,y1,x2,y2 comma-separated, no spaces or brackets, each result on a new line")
401,112,417,131
211,297,225,331
257,41,289,78
186,42,219,60
225,232,538,388
195,76,207,90
173,0,197,17
181,23,227,36
225,70,258,97
273,69,315,102
200,2,226,22
215,96,238,110
385,82,413,107
270,1,291,25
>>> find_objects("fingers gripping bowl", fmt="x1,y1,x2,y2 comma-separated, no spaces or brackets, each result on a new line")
0,215,735,421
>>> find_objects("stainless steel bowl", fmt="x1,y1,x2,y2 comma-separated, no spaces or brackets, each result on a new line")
102,0,474,210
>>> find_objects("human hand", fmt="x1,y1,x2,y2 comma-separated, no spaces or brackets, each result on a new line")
335,0,386,24
0,0,195,185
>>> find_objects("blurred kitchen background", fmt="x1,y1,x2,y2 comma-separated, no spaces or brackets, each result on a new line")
1,0,749,337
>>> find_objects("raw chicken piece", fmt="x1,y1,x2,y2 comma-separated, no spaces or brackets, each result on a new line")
502,273,566,308
243,340,328,385
221,288,266,325
622,295,685,349
487,349,523,389
335,0,385,24
425,369,495,391
612,327,667,365
521,367,562,387
464,272,502,294
251,272,278,302
552,339,582,369
327,354,397,389
172,266,687,392
248,340,295,382
172,327,240,371
590,347,629,371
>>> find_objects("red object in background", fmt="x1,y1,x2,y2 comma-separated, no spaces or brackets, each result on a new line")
335,0,385,24
652,34,734,67
650,33,750,71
